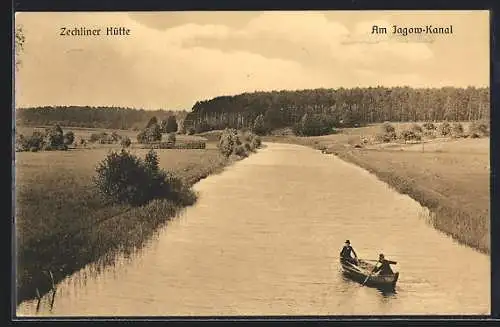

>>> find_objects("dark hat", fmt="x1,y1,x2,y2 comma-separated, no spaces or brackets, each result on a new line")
345,240,350,244
379,253,385,258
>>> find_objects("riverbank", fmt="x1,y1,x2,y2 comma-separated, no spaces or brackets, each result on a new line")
263,132,490,255
15,147,247,305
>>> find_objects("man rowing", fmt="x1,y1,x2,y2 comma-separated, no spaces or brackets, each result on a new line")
340,240,358,266
372,253,397,275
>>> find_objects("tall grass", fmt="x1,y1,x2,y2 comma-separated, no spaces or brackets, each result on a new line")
15,148,237,304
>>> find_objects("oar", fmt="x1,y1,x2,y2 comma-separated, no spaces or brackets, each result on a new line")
361,268,376,286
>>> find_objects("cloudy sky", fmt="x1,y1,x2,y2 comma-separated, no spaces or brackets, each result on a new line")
14,11,489,110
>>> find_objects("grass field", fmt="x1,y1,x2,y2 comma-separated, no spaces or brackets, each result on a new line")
264,123,490,254
15,146,231,304
15,125,208,148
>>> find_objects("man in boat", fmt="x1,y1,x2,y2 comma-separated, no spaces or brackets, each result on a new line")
373,253,397,275
340,240,358,266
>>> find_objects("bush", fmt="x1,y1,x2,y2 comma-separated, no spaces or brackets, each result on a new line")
251,135,262,149
94,149,194,207
15,127,73,152
218,128,238,157
253,114,268,135
469,121,489,138
410,123,423,134
375,122,397,143
121,136,131,148
423,122,436,130
167,133,176,145
217,128,261,157
381,121,396,134
399,129,422,143
137,124,162,144
234,144,248,157
294,113,336,136
63,131,75,145
163,116,178,133
90,132,115,144
45,125,64,147
438,122,452,136
451,123,464,138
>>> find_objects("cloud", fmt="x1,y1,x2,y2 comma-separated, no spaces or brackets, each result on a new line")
14,11,486,109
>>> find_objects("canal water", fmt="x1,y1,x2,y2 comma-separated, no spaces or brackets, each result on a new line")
17,143,490,316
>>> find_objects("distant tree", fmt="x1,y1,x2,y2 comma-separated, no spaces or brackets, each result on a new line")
110,131,120,142
137,123,162,144
410,123,423,134
167,132,176,145
120,136,131,148
15,25,25,70
400,129,421,143
164,116,178,133
146,116,158,129
218,128,238,157
451,123,464,138
253,114,267,135
438,122,452,136
375,122,397,143
422,122,436,130
45,124,64,147
144,149,159,172
63,131,75,145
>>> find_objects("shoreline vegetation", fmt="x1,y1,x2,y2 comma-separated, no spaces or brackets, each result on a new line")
16,86,490,306
16,123,261,306
263,122,490,255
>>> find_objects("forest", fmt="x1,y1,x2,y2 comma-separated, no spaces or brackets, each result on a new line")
16,106,188,130
184,86,490,133
16,86,489,136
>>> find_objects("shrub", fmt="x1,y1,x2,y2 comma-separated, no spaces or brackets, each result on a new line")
217,129,261,157
110,131,120,142
422,122,436,130
251,135,262,149
164,116,178,133
294,113,336,136
253,114,268,135
167,133,176,145
381,121,396,134
45,125,64,147
375,122,397,143
451,123,464,138
234,144,249,157
120,136,131,148
410,123,423,134
218,128,238,157
399,129,422,143
438,122,452,136
137,123,162,144
469,121,489,138
90,132,115,144
94,149,194,207
63,131,75,145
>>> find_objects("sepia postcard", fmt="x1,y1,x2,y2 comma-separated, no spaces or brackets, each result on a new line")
13,10,490,317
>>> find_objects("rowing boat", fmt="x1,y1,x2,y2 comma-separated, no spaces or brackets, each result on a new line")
340,259,399,289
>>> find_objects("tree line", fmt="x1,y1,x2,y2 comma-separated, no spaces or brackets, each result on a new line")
184,86,490,134
16,106,188,130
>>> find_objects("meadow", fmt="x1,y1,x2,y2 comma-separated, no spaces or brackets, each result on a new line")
15,136,231,304
264,123,490,254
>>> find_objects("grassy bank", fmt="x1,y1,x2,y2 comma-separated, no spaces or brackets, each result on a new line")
264,126,490,255
15,146,240,305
